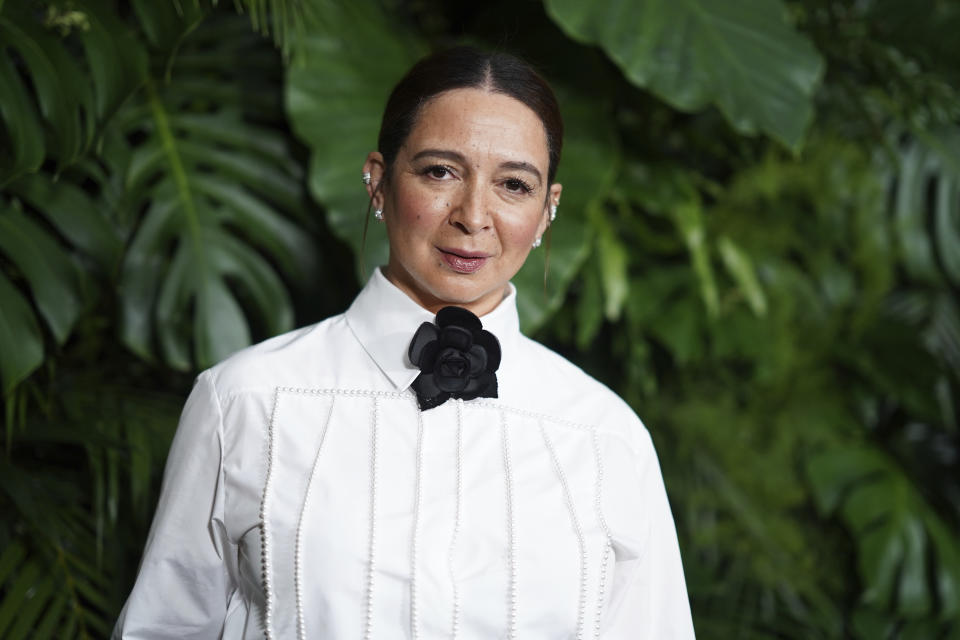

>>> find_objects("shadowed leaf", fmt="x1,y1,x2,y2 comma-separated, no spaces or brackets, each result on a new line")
544,0,824,150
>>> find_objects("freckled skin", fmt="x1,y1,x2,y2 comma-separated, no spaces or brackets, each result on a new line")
363,88,562,316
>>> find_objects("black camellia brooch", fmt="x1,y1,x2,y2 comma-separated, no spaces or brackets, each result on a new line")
408,306,501,411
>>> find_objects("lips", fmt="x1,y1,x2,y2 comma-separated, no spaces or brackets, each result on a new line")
438,248,490,274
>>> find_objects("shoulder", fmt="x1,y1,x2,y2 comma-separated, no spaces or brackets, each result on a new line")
202,312,353,398
506,335,651,450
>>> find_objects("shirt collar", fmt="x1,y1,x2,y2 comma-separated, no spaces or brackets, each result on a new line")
345,268,521,392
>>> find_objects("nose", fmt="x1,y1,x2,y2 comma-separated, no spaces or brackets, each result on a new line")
448,183,491,234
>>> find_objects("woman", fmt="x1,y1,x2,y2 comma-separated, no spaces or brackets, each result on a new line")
115,47,695,639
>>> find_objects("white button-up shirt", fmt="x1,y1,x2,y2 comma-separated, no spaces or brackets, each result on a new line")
114,269,695,639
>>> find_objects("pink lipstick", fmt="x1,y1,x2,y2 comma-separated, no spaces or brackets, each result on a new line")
439,248,489,273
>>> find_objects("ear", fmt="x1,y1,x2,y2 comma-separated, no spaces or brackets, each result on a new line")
363,152,387,209
536,182,563,238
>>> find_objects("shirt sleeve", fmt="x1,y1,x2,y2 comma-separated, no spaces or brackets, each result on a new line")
113,371,235,639
603,425,697,639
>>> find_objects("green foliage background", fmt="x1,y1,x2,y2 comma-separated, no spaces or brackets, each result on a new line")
1,0,958,637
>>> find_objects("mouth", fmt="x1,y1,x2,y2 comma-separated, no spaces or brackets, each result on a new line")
437,247,490,274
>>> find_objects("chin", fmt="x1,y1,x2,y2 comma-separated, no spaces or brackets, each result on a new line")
430,284,486,306
427,276,504,311
387,261,510,314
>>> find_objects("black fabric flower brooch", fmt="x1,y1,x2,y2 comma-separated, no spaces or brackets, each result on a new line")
408,306,501,411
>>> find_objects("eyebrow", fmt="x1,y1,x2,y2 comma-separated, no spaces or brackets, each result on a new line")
411,149,543,184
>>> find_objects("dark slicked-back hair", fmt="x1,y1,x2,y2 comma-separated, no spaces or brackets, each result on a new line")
377,46,563,185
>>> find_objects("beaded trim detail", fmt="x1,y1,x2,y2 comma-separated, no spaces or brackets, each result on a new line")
277,386,408,400
473,400,596,433
500,410,518,639
260,387,618,638
259,389,282,639
409,404,425,639
448,400,464,638
591,429,614,638
540,422,588,640
363,398,379,640
275,390,595,432
295,397,337,640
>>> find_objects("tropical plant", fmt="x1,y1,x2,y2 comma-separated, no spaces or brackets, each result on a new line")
0,1,320,635
1,0,958,638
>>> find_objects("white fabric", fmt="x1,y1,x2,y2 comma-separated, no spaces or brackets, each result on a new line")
114,268,696,639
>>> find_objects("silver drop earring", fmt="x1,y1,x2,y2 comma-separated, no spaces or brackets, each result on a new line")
374,208,383,220
550,203,558,222
362,172,372,185
532,237,542,249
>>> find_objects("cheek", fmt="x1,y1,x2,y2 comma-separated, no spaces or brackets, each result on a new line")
499,209,542,251
391,186,448,228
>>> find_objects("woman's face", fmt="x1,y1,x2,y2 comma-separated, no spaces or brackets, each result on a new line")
364,88,562,316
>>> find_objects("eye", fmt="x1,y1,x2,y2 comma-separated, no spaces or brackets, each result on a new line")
503,177,533,194
422,164,453,180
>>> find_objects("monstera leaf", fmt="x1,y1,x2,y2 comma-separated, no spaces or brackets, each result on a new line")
0,207,86,343
893,129,960,287
115,19,314,371
808,446,960,634
544,0,824,150
0,0,147,185
0,0,158,391
0,0,184,391
286,0,427,280
513,87,618,331
0,269,43,395
0,187,111,392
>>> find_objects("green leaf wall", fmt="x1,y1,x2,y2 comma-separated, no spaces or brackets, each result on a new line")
0,1,957,637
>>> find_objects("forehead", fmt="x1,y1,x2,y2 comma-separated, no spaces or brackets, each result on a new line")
403,88,550,169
